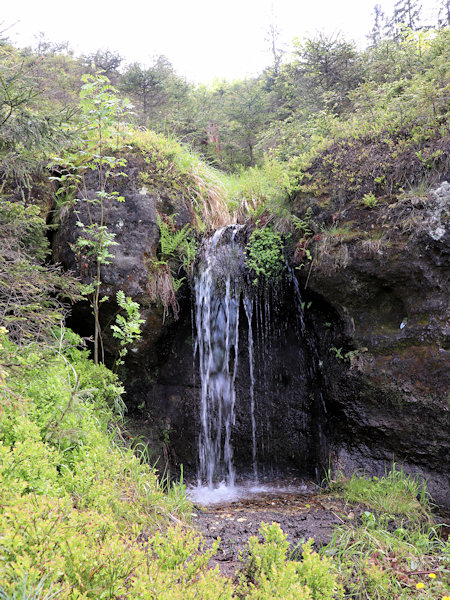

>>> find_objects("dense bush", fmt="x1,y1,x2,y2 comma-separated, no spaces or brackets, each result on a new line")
0,330,202,598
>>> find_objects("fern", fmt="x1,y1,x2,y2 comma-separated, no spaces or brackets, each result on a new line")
157,214,196,269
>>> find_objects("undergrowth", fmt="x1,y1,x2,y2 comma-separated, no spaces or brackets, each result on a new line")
238,522,342,599
331,467,431,521
1,327,220,599
245,226,286,286
322,468,450,599
325,514,449,600
146,213,197,319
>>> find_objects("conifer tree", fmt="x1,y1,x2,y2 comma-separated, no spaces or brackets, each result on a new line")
368,4,388,46
393,0,423,32
437,0,450,27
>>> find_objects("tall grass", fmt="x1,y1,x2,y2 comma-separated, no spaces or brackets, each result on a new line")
219,158,293,225
127,128,233,229
323,467,449,599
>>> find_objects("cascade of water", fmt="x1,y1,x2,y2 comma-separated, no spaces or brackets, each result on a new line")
243,295,257,481
194,226,243,487
193,226,315,491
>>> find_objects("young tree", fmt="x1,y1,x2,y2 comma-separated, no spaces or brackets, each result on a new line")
57,74,133,364
120,56,189,129
82,49,123,83
0,44,74,188
222,79,269,167
290,34,364,114
121,62,159,117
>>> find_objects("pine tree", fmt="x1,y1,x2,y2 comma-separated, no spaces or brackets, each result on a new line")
437,0,450,27
368,4,388,46
393,0,423,32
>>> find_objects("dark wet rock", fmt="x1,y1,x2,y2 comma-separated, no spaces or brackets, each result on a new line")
53,150,193,304
294,181,450,505
126,291,322,480
53,148,195,358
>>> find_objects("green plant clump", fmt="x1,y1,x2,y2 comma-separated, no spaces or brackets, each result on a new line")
245,226,286,286
330,465,430,519
362,192,377,208
238,522,343,599
146,214,197,319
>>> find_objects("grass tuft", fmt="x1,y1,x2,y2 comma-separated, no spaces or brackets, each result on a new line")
330,466,431,521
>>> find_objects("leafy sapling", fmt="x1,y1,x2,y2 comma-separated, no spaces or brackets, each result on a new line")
60,73,133,364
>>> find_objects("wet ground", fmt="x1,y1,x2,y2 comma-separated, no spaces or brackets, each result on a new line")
190,480,361,577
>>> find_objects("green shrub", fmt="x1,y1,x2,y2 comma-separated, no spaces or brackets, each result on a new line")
362,192,377,208
239,523,342,600
0,333,219,598
296,540,343,600
245,227,285,285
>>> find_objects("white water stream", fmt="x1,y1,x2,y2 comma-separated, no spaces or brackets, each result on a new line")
194,227,243,488
191,226,308,504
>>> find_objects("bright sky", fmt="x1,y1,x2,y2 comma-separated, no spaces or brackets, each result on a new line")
1,0,443,83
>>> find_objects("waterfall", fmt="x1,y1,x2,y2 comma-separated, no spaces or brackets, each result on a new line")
194,226,243,487
193,225,307,491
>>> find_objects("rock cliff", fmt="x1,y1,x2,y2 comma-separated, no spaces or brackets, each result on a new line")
53,163,449,503
294,182,449,504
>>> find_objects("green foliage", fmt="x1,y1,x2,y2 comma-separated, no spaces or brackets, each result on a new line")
325,513,449,600
329,347,366,370
60,72,133,364
297,540,343,600
291,207,314,237
0,198,48,261
0,43,74,188
130,128,231,230
147,214,197,319
73,220,118,269
322,468,449,599
244,521,291,582
330,466,430,519
239,522,342,600
157,214,197,272
258,28,450,208
362,192,377,208
2,24,449,600
120,55,189,131
0,330,229,599
245,226,285,285
111,290,145,370
0,200,81,344
220,157,292,223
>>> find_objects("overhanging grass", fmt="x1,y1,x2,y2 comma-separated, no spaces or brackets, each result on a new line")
126,128,233,229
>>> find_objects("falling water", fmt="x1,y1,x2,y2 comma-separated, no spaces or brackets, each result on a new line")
194,226,243,487
193,225,310,493
244,295,257,481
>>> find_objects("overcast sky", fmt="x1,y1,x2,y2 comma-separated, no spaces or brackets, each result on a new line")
2,0,443,83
